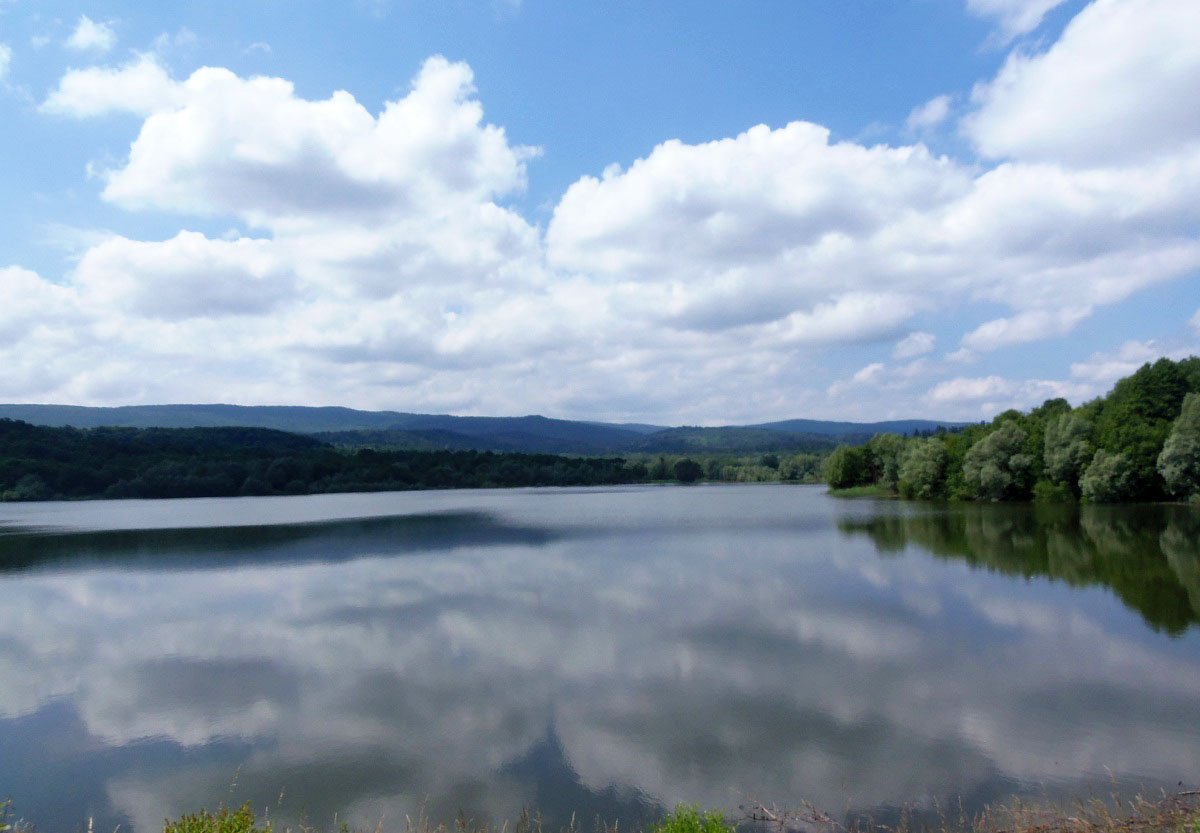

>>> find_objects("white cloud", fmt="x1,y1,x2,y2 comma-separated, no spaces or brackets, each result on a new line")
926,374,1094,412
0,43,11,81
906,95,950,132
42,53,184,117
91,55,538,232
65,14,116,53
965,0,1068,40
961,306,1092,350
854,362,886,384
964,0,1200,166
74,231,297,320
1190,309,1200,335
1069,340,1199,387
15,0,1200,421
893,331,936,359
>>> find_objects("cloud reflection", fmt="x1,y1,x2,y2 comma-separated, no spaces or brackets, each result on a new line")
1,487,1198,833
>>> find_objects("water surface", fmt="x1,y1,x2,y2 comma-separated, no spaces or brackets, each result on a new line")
2,486,1198,832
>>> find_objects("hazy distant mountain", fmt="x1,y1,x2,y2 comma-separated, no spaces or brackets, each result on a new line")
748,417,971,435
0,403,966,455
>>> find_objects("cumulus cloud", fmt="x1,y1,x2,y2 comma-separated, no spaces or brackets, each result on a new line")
893,331,936,359
961,307,1092,350
42,53,184,116
965,0,1068,40
964,0,1200,166
0,43,10,81
926,374,1093,413
92,55,538,232
65,14,116,52
13,0,1200,421
905,94,951,132
74,231,297,320
1069,340,1200,387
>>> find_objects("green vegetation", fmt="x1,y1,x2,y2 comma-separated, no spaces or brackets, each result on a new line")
827,356,1200,503
0,420,653,500
649,806,734,833
164,804,270,833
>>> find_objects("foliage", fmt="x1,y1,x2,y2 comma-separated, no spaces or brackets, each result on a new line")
0,419,657,501
650,805,735,833
824,445,872,489
827,356,1200,504
1091,358,1196,499
897,437,948,499
1044,411,1093,491
962,421,1034,500
1157,391,1200,498
866,433,905,490
163,803,269,833
1080,449,1135,503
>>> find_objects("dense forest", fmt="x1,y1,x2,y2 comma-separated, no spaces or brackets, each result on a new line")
825,357,1200,503
0,421,654,500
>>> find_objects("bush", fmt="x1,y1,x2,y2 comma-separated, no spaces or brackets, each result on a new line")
163,804,269,833
651,805,735,833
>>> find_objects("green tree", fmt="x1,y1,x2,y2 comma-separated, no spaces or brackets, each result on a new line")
1157,391,1200,498
1080,449,1134,503
824,444,870,489
1044,411,1093,491
1092,358,1193,499
866,433,905,490
898,437,948,499
962,421,1034,500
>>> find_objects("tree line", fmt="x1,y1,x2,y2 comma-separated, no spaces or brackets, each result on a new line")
824,356,1200,503
0,421,659,501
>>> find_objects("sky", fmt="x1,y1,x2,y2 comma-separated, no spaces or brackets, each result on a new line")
0,0,1198,424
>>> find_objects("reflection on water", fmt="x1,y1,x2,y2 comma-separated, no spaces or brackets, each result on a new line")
0,486,1198,833
839,504,1200,635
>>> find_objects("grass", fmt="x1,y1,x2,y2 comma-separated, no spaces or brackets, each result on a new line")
4,792,1196,833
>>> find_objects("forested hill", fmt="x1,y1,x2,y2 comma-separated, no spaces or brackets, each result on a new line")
0,420,650,501
0,403,966,455
825,356,1200,503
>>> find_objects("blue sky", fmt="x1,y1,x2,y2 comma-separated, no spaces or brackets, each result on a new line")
1,0,1198,423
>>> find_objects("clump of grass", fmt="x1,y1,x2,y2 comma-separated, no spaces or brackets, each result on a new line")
164,803,271,833
649,805,734,833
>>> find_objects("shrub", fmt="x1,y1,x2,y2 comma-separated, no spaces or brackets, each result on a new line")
651,805,735,833
163,803,269,833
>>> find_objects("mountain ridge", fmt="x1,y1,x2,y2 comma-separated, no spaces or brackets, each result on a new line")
0,403,968,455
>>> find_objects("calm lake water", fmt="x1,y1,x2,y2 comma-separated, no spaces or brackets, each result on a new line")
2,485,1199,832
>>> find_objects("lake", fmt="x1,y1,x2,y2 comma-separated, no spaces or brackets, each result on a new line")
2,484,1199,833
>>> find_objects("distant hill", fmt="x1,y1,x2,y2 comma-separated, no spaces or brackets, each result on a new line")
624,427,843,454
0,403,967,455
748,418,971,435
